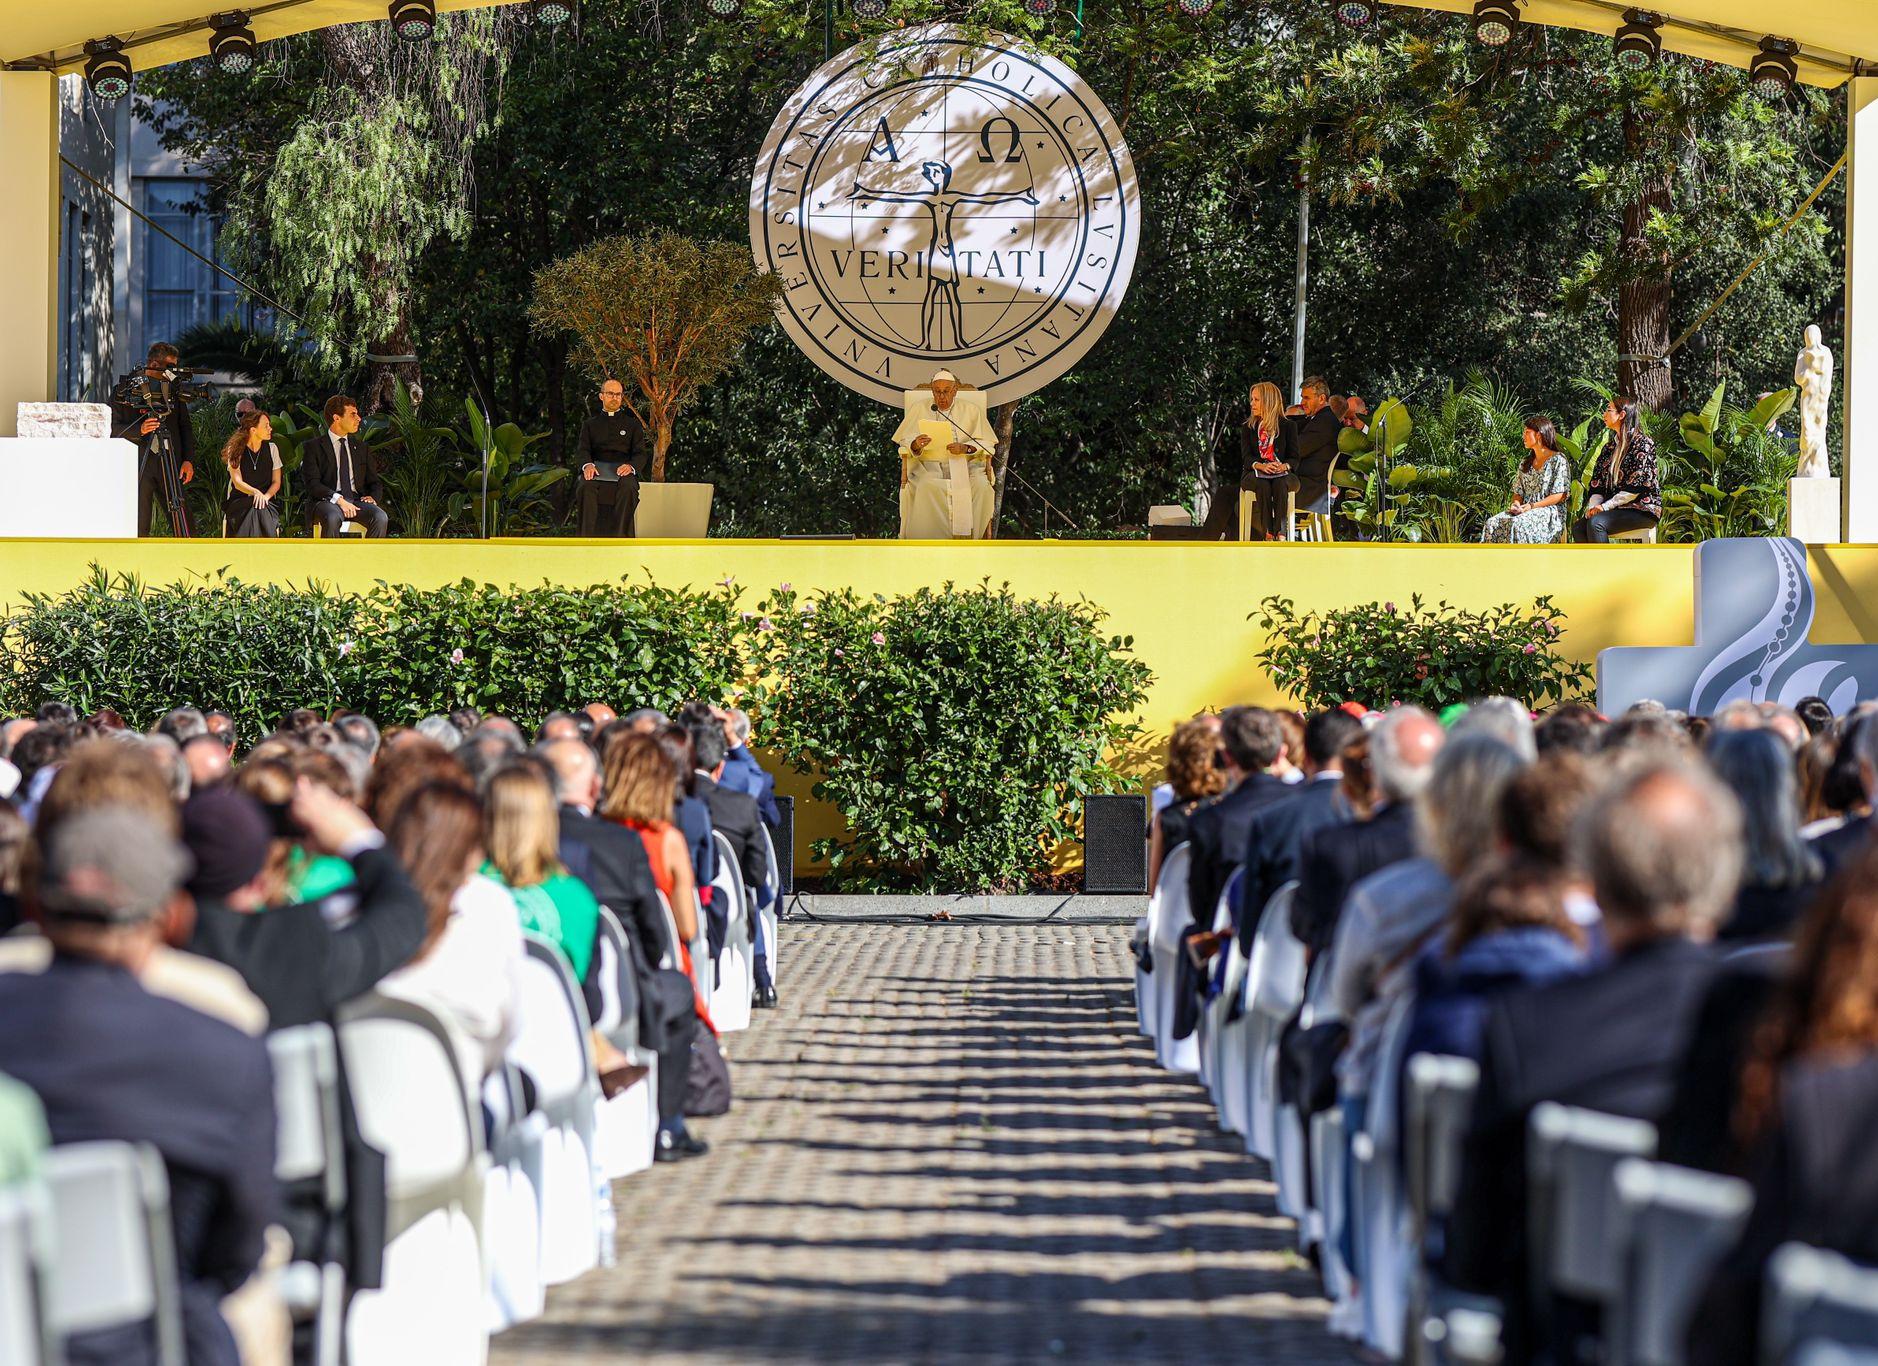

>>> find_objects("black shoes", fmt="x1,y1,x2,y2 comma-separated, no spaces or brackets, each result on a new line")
754,985,779,1009
655,1129,710,1163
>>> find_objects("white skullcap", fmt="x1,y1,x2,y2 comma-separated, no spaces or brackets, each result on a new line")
931,369,959,383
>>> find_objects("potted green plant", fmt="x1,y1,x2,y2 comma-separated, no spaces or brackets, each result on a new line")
1333,398,1420,540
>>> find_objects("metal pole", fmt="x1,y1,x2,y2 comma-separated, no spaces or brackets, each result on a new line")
1074,0,1085,49
824,0,833,60
1290,168,1310,401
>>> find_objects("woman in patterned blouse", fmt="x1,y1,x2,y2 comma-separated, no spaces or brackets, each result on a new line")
1482,417,1571,544
1572,395,1662,542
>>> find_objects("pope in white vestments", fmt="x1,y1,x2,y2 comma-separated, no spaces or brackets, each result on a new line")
893,369,996,539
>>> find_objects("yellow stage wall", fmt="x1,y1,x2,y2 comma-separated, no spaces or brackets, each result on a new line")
8,538,1878,872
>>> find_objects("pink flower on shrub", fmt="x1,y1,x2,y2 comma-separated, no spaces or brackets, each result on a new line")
1522,643,1538,655
871,631,887,645
778,582,793,592
799,601,817,615
834,648,845,658
450,648,465,665
338,640,354,659
758,618,776,633
716,575,736,588
1384,602,1397,615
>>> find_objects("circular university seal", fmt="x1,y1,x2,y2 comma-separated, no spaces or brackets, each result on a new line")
749,24,1141,408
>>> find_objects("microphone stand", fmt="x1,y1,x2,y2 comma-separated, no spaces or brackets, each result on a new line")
926,401,1080,534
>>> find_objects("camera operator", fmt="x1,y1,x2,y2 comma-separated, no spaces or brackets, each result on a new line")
111,341,198,537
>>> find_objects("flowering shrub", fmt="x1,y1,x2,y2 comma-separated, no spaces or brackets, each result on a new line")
1252,594,1592,713
748,582,1154,892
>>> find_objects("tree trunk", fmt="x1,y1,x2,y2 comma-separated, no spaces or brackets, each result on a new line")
363,311,424,414
1617,103,1674,412
990,400,1017,535
652,419,672,482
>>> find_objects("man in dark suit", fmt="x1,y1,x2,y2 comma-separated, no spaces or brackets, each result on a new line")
540,737,703,1156
685,719,776,1005
0,807,275,1366
1289,706,1444,957
303,394,390,537
1234,707,1364,949
110,341,197,536
1290,375,1343,514
573,378,647,537
1173,707,1295,1038
1446,758,1742,1365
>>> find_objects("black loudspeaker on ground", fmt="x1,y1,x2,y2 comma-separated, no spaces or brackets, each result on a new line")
1083,794,1148,895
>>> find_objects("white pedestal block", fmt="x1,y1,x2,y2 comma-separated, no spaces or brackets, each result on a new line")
0,436,138,538
17,403,110,439
1788,477,1843,544
635,482,713,538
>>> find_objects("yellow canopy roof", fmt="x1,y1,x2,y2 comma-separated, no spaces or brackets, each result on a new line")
1385,1,1873,86
3,2,522,76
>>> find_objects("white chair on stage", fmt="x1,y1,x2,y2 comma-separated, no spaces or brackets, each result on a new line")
1528,1103,1659,1352
1143,844,1200,1074
1242,880,1307,1161
591,906,658,1182
709,832,754,1033
267,1023,350,1366
1606,1157,1754,1366
1766,1245,1878,1365
338,997,489,1366
507,935,605,1288
759,823,783,986
42,1142,183,1365
0,1182,57,1366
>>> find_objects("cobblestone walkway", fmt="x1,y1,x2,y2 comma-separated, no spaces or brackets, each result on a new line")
491,922,1352,1364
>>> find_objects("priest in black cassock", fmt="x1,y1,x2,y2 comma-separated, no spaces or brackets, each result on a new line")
574,378,647,537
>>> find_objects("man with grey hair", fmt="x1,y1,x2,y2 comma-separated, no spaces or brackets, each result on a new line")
1810,713,1878,875
335,712,381,760
0,806,277,1366
718,705,781,827
1447,757,1742,1361
414,713,463,752
1291,705,1446,956
1451,695,1538,761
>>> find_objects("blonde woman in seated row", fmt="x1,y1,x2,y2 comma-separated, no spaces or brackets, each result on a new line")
1482,417,1569,545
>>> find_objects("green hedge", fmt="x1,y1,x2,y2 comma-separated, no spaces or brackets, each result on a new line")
0,569,1152,893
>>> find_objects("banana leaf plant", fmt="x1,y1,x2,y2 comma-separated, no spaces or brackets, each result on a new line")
1556,415,1611,531
449,400,566,537
1659,383,1796,542
1333,398,1420,540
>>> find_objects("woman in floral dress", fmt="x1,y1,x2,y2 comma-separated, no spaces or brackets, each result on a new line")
1482,417,1570,544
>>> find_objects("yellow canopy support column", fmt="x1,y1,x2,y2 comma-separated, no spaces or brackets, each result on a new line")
0,71,57,438
1849,76,1878,542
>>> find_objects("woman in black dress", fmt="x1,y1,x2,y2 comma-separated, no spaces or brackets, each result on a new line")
222,409,282,537
1572,394,1661,542
1240,380,1300,540
1148,717,1227,892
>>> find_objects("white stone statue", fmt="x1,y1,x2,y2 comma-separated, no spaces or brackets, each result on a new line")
1795,323,1833,479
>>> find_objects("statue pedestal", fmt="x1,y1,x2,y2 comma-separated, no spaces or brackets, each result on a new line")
1788,477,1843,544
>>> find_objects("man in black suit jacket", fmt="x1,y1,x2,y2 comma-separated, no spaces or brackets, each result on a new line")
541,737,699,1136
1235,707,1364,949
303,394,389,537
1446,758,1744,1365
0,807,275,1366
1290,375,1343,513
1289,706,1445,957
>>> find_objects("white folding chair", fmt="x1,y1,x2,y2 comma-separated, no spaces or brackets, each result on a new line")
1196,871,1239,1099
1607,1158,1754,1366
43,1140,184,1366
591,908,658,1182
1766,1245,1878,1366
0,1182,59,1366
709,831,754,1033
1145,844,1199,1074
655,891,684,972
337,997,488,1366
1528,1104,1658,1313
1136,844,1186,1048
1276,945,1340,1233
1352,995,1417,1357
758,823,782,986
268,1023,349,1366
1311,1103,1354,1305
479,1063,545,1331
1212,889,1259,1138
1403,1054,1490,1366
1243,880,1307,1160
507,935,605,1288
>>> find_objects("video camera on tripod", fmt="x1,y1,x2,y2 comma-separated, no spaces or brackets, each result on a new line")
112,363,215,538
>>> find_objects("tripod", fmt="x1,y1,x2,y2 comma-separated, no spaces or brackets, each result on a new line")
144,417,193,538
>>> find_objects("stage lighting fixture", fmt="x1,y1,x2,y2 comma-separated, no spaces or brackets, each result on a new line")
1613,10,1662,69
388,0,437,41
1334,0,1379,29
528,0,575,22
1023,0,1058,17
852,0,889,18
1750,36,1799,98
1472,0,1518,47
209,12,258,75
83,38,132,102
1179,0,1217,16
